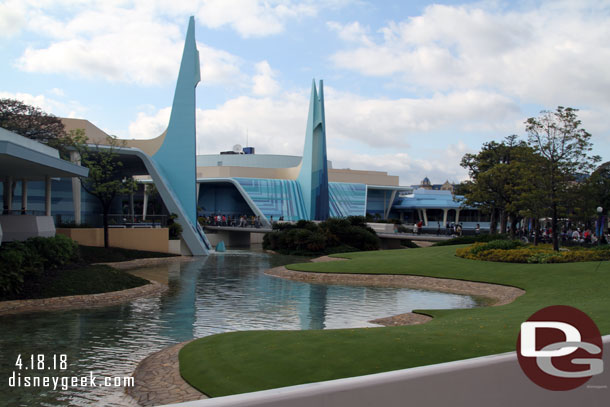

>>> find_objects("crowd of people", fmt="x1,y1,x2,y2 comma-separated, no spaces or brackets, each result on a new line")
515,225,609,245
203,214,263,228
201,214,285,228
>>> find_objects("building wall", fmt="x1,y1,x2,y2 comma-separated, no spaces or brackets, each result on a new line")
329,183,367,218
195,164,398,186
234,177,307,221
57,227,170,253
0,178,102,224
198,182,254,218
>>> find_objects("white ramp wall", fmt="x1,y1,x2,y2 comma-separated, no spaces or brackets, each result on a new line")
162,335,609,407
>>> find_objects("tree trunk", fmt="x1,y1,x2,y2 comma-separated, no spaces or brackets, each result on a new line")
534,218,540,246
489,208,498,234
500,210,507,234
552,203,559,251
510,216,518,240
103,206,110,248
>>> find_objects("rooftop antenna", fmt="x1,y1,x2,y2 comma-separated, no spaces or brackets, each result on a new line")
246,128,249,147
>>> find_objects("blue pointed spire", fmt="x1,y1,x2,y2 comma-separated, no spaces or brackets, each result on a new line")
297,79,329,220
152,16,200,226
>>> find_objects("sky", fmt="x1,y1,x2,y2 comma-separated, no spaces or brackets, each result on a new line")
1,0,609,186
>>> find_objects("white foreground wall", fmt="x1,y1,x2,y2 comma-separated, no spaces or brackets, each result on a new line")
162,335,609,407
0,215,55,242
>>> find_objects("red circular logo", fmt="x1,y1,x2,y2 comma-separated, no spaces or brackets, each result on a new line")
516,305,603,391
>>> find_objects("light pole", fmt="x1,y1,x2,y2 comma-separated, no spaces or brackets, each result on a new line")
597,206,603,246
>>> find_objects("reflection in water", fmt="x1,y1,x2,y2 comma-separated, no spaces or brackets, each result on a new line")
300,284,328,330
159,260,205,343
0,251,479,406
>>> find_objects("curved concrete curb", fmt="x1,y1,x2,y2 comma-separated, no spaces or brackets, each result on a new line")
265,256,525,326
128,341,208,406
96,256,197,270
0,280,167,316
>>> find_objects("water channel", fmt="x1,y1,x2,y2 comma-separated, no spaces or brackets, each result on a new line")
0,250,479,406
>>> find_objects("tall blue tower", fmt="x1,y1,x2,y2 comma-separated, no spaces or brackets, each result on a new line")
297,80,329,220
152,16,200,226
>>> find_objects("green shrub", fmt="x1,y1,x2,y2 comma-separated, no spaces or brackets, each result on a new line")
27,234,79,269
456,241,610,264
0,235,79,297
434,234,508,246
168,213,183,240
469,239,524,255
400,239,419,248
263,217,380,255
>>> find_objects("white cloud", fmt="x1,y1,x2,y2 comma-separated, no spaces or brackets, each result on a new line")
127,107,172,140
0,91,87,118
0,0,27,37
126,84,520,184
324,88,520,148
330,2,610,108
198,42,247,87
328,144,471,186
326,21,372,45
251,61,280,96
14,3,247,86
196,0,317,38
196,92,308,155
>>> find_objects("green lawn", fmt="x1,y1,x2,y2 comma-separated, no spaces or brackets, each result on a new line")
180,245,610,397
78,245,178,263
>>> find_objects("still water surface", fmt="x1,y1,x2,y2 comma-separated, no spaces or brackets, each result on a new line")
0,251,478,406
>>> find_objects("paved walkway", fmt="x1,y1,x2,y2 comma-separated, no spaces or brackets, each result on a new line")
128,341,208,406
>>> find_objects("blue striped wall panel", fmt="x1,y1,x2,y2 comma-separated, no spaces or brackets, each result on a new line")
234,178,307,221
329,182,366,218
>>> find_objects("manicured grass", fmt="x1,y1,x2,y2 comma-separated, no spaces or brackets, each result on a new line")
1,245,165,301
180,245,610,397
78,245,178,263
17,264,149,300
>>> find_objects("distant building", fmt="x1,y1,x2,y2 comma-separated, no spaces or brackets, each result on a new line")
413,177,456,193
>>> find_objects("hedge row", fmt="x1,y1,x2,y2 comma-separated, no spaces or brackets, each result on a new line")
456,240,610,263
0,235,80,296
264,217,380,255
433,234,509,246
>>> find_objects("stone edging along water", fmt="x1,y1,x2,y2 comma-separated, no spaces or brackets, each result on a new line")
0,281,168,316
127,341,208,406
129,255,526,406
264,256,525,326
0,257,195,317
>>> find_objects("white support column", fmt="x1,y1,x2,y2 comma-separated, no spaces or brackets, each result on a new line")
129,192,135,223
6,177,13,213
423,208,429,226
384,190,397,220
455,208,461,224
142,184,148,221
45,176,51,216
2,179,7,214
21,179,27,214
70,151,82,225
442,208,448,226
196,182,200,205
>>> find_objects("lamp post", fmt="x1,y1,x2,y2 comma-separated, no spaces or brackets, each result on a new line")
597,206,603,246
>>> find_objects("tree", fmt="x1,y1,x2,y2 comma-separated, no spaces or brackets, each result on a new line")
0,99,67,150
525,106,601,251
69,129,137,248
460,135,536,236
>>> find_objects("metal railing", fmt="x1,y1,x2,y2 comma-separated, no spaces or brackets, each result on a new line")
55,214,168,228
